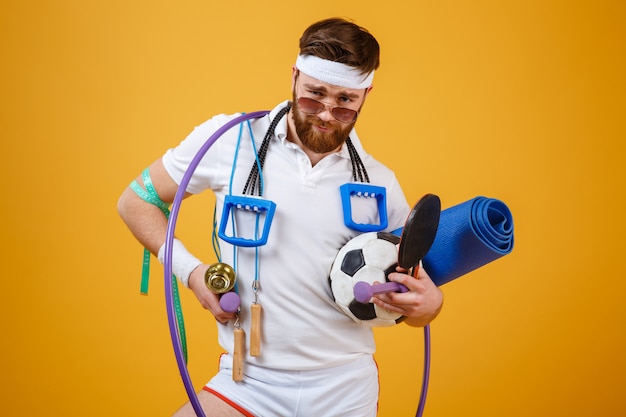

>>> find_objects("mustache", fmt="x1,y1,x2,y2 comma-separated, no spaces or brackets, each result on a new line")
304,115,333,129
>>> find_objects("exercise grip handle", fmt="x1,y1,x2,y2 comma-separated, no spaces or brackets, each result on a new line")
218,195,276,247
353,281,409,304
340,183,388,232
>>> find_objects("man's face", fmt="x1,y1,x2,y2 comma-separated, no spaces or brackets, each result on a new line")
291,71,368,154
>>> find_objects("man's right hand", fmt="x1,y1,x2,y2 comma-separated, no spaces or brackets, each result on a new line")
188,265,237,324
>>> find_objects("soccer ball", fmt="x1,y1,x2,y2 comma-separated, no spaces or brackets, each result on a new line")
330,232,404,327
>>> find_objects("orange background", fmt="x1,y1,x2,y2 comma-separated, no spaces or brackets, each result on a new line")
1,1,625,416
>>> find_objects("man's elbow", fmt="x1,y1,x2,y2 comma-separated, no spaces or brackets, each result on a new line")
117,187,135,222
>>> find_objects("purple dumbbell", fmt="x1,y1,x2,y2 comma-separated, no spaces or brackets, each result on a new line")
353,281,409,304
219,291,241,313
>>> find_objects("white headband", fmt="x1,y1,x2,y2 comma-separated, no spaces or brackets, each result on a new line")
295,54,374,89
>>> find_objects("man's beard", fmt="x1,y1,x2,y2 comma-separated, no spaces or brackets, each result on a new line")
291,95,355,154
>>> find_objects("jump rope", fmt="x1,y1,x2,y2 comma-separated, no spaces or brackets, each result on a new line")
155,110,514,416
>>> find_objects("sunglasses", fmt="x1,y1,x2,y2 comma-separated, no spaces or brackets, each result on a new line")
296,97,359,124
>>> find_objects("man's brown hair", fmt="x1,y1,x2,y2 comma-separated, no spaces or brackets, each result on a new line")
299,18,380,76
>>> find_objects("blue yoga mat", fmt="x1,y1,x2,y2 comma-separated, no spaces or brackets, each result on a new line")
421,196,514,287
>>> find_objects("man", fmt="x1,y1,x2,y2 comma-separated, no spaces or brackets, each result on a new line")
118,17,443,417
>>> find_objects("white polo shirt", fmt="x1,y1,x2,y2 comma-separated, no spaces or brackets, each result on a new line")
162,100,410,371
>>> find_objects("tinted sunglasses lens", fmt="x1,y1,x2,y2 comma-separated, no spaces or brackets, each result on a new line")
297,97,358,123
332,108,358,123
297,97,324,114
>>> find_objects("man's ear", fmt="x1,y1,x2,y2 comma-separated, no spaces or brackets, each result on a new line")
359,85,373,109
291,67,299,90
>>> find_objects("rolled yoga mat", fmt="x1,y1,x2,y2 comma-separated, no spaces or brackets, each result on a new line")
421,196,514,287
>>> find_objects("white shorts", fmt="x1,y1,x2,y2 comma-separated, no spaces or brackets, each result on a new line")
204,354,379,417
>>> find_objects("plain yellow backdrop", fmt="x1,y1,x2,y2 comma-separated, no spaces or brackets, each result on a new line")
1,1,625,416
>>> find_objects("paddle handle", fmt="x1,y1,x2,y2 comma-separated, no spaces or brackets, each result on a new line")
353,281,409,304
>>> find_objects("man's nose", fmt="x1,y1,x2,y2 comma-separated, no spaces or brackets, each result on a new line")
317,103,335,122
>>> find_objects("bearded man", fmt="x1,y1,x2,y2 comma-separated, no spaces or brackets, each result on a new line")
118,17,443,417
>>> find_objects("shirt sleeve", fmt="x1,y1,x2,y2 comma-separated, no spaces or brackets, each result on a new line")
161,113,238,194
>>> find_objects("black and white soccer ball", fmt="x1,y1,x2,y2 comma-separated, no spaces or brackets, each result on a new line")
330,232,404,327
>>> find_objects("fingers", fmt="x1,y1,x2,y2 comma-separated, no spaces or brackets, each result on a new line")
197,289,237,324
372,269,439,312
388,267,433,289
386,271,421,293
199,291,236,324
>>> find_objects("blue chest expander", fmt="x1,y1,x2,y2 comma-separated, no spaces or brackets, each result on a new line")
218,184,387,247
